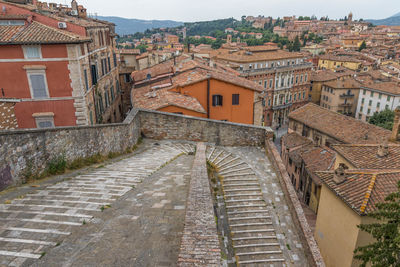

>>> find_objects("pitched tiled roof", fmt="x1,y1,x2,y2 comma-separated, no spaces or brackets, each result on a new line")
132,86,206,114
360,81,400,96
0,21,90,44
332,144,400,169
317,170,400,215
211,48,304,63
311,69,354,82
288,144,335,185
281,132,313,149
323,78,361,89
289,103,392,144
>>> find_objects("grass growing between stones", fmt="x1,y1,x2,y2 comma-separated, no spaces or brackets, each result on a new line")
20,139,143,184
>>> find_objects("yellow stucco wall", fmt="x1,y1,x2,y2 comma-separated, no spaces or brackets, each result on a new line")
315,185,362,267
318,59,361,71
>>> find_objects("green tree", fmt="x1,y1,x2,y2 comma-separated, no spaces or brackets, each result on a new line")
359,40,367,51
354,181,400,267
368,109,394,130
293,36,301,51
136,44,148,53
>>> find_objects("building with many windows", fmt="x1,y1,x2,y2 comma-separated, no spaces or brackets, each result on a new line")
211,46,312,127
356,81,400,121
0,0,122,128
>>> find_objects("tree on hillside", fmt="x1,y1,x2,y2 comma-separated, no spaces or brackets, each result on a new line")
368,108,394,130
293,36,301,51
359,40,367,51
353,181,400,267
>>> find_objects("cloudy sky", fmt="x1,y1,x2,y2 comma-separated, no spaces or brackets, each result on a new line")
66,0,398,21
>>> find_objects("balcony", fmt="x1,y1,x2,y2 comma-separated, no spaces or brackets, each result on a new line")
272,102,293,110
339,93,355,98
241,62,313,75
339,103,352,107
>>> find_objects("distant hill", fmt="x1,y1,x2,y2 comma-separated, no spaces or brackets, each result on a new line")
367,12,400,26
97,16,184,35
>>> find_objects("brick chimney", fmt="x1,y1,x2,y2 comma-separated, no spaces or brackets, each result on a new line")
390,107,400,142
333,164,347,184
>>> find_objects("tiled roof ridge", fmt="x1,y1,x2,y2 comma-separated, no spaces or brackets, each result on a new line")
359,173,377,214
290,103,392,136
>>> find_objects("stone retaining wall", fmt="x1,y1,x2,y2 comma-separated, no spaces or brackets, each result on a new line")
177,143,221,266
139,109,273,147
0,110,140,191
265,140,325,267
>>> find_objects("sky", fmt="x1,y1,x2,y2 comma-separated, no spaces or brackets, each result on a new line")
64,0,399,22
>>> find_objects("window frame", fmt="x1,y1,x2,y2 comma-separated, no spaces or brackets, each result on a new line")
26,70,50,99
34,114,55,129
23,45,42,59
232,94,240,105
212,94,223,106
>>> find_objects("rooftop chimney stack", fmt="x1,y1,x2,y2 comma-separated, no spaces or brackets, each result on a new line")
377,142,389,157
390,107,400,142
333,164,347,184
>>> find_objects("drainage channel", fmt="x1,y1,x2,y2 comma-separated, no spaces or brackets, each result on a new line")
207,161,236,267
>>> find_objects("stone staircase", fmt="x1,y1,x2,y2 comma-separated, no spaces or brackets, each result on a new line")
206,146,286,266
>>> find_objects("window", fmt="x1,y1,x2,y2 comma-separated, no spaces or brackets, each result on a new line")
303,91,305,99
28,73,49,98
232,94,239,105
269,79,273,88
369,100,372,106
113,53,117,68
91,64,98,85
294,94,297,101
212,95,223,106
110,86,115,101
300,75,303,83
108,57,111,72
84,69,89,91
377,102,380,108
363,89,366,95
35,116,54,128
361,98,364,104
387,96,391,101
368,108,371,114
370,92,374,97
386,104,389,109
295,75,298,84
305,74,308,82
379,93,382,99
268,99,271,106
360,106,363,112
124,74,131,83
358,114,362,119
116,79,120,93
23,46,41,59
264,80,267,88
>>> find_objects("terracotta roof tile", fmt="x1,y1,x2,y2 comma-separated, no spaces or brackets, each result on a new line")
281,132,313,149
317,170,400,214
289,103,392,144
332,144,400,169
0,21,90,44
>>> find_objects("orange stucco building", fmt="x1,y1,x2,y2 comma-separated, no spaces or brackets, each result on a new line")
131,57,264,125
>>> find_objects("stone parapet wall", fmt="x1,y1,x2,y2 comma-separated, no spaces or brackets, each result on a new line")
139,109,273,146
266,140,325,267
177,143,221,266
0,110,140,191
0,108,273,191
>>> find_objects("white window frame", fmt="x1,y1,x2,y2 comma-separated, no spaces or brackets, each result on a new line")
26,70,50,99
33,113,55,129
23,45,42,59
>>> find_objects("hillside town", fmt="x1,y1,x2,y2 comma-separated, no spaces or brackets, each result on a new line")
0,0,399,266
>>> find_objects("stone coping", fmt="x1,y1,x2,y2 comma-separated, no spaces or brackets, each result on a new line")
0,108,273,136
266,140,325,267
